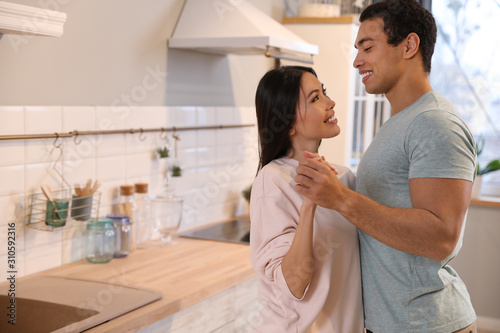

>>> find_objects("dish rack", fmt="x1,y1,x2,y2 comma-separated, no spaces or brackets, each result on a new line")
26,188,101,232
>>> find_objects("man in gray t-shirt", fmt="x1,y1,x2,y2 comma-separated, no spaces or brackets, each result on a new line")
295,1,477,332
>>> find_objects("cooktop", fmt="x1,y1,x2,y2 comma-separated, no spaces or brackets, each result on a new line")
179,219,250,245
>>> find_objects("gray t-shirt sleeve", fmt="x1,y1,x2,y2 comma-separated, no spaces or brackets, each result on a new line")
405,110,476,181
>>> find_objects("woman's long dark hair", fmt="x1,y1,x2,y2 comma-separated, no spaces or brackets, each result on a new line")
255,66,317,173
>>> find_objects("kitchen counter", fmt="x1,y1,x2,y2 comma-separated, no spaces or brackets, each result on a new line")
16,232,255,332
470,196,500,208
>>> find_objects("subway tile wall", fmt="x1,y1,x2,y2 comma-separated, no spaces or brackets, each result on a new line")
0,106,258,279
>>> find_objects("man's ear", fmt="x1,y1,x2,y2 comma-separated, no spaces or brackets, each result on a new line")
404,33,420,59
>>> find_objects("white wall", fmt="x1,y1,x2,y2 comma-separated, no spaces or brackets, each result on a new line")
0,0,281,106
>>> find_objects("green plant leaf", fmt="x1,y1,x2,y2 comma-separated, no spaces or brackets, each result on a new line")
478,159,500,175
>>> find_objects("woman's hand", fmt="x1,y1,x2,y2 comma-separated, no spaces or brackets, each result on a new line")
302,151,339,175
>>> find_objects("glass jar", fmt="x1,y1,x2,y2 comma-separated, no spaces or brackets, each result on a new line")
106,214,131,258
86,219,115,263
119,185,136,219
134,183,152,249
120,184,136,251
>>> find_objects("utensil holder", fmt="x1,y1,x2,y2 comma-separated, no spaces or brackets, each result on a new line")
45,197,70,227
71,194,94,221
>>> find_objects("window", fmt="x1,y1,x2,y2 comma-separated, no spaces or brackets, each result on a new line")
350,73,391,170
431,0,500,196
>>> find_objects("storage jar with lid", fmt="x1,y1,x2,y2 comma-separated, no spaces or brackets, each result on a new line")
106,214,131,258
134,183,152,249
119,184,136,251
86,219,115,263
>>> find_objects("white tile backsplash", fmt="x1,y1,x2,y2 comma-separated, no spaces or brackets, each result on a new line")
173,106,197,127
0,105,257,278
0,194,21,227
216,107,236,125
196,107,217,126
62,106,96,132
0,106,24,135
95,106,127,131
0,140,25,167
25,138,56,165
0,165,25,196
96,133,127,157
176,130,197,149
25,106,62,134
126,107,152,129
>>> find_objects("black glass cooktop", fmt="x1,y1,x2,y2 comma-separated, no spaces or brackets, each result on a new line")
179,219,250,245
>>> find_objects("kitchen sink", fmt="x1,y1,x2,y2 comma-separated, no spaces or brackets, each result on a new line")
0,275,162,333
0,294,98,332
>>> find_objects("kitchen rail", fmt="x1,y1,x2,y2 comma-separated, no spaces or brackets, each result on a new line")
0,124,254,142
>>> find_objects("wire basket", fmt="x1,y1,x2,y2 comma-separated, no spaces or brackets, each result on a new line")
26,188,101,231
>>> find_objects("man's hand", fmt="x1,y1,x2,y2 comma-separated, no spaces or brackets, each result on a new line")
294,151,346,210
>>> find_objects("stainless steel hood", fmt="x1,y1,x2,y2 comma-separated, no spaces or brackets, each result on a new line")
168,0,319,64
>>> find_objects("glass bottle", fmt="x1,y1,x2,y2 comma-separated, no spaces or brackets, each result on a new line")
152,174,183,246
119,185,136,251
86,219,115,263
134,183,152,249
107,214,131,258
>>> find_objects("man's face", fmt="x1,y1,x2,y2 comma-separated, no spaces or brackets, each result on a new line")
353,17,406,96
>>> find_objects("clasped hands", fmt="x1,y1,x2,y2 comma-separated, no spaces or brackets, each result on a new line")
294,151,346,211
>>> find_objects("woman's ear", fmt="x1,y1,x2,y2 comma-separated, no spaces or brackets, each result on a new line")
404,33,420,59
289,126,296,136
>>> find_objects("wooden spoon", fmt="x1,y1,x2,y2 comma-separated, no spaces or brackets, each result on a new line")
84,178,92,196
74,183,82,196
90,180,100,195
41,184,54,202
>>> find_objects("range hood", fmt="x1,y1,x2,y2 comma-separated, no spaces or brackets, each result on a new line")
168,0,318,64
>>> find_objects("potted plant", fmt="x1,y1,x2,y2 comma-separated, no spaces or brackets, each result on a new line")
170,164,182,177
472,137,500,198
156,146,169,158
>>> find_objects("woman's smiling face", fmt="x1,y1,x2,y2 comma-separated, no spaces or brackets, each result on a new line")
289,72,340,155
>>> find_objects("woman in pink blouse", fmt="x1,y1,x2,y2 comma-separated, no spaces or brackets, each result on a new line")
250,66,364,333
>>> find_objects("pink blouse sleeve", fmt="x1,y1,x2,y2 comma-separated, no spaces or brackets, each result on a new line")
250,195,309,301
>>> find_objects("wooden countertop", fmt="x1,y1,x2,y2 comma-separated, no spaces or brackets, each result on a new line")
19,235,254,332
470,196,500,208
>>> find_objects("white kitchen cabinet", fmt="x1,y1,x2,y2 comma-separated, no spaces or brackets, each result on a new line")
137,276,259,333
283,17,390,168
